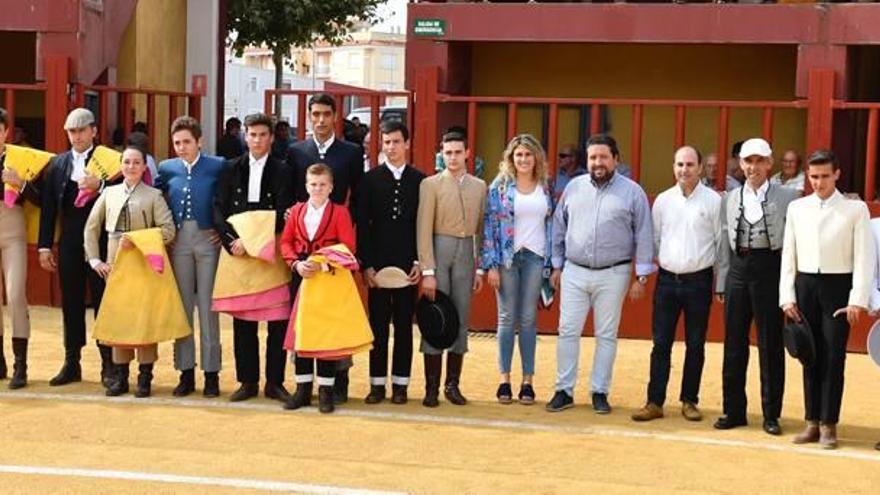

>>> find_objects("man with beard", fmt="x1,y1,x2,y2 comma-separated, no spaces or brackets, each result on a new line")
546,134,654,414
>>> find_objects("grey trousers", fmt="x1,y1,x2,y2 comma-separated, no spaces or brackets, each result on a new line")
172,221,222,372
421,235,475,355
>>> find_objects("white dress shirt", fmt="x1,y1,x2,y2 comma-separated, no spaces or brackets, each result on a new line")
652,182,723,274
70,147,93,182
742,180,768,224
183,153,201,172
247,153,267,203
313,134,335,159
305,200,328,241
779,189,875,308
770,171,805,192
386,162,406,180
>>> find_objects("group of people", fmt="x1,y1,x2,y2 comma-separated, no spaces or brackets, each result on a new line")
0,93,877,451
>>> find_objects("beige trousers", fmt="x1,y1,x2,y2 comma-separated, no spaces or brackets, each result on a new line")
0,204,30,338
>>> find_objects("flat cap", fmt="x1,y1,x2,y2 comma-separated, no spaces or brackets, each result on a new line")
64,108,96,130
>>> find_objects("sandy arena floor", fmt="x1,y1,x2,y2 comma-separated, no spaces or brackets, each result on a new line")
0,306,878,494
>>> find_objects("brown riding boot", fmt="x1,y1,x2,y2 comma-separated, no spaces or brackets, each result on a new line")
422,354,442,408
443,352,467,406
9,338,27,389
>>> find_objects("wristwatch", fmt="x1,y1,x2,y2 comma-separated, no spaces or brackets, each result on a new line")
637,276,648,285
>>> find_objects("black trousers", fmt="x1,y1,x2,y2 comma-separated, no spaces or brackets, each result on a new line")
367,286,415,384
58,238,105,351
647,268,713,406
232,318,287,385
722,249,785,421
795,272,851,425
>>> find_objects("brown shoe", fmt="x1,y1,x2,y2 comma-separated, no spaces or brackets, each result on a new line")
819,423,838,450
792,421,820,444
681,402,703,422
631,402,663,422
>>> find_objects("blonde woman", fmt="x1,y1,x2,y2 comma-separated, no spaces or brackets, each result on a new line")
480,134,553,404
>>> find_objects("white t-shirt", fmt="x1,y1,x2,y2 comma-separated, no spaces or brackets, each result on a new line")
513,186,548,257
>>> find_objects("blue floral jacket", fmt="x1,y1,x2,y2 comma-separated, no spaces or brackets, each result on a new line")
480,177,554,271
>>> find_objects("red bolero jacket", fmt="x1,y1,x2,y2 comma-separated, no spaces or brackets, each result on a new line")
280,201,356,264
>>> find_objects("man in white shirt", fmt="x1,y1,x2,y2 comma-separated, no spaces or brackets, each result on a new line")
632,146,722,422
37,108,115,388
780,149,874,449
715,138,800,435
213,112,296,403
769,149,805,193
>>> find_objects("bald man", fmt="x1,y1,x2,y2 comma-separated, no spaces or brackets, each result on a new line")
632,146,723,422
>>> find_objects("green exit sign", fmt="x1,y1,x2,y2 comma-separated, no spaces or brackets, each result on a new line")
414,19,446,37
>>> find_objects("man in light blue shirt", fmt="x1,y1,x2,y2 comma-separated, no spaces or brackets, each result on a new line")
546,134,654,414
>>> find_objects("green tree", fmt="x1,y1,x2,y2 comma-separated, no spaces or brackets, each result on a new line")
227,0,385,115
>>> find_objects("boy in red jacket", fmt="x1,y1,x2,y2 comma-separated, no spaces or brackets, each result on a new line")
280,163,355,413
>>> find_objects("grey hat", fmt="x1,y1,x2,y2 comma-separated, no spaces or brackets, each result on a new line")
64,108,96,130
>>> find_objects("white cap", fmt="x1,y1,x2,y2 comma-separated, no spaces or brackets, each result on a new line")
739,138,772,159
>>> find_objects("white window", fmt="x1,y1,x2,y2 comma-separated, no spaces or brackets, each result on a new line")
381,54,396,71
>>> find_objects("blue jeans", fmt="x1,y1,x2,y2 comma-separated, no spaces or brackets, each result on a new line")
495,249,544,376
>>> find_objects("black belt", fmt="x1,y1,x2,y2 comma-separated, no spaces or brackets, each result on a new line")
659,267,712,282
735,247,779,257
570,259,630,270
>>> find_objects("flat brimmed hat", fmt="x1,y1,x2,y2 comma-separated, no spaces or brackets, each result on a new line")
783,319,816,367
868,319,880,368
416,290,459,350
374,266,411,289
64,108,96,130
739,138,772,158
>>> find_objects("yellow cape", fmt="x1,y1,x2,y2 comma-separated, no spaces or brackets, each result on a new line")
213,210,290,299
292,245,372,354
3,145,54,206
86,145,122,180
93,228,191,345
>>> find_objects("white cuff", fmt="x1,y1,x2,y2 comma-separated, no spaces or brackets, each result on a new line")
476,269,485,276
294,374,313,384
89,258,102,269
369,376,386,386
422,269,435,277
38,248,51,253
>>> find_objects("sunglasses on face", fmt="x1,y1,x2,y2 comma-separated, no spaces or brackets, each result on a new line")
558,153,573,159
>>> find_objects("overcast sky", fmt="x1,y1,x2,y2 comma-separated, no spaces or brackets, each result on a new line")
372,0,408,33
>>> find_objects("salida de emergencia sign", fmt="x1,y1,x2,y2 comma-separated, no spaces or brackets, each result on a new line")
413,19,446,37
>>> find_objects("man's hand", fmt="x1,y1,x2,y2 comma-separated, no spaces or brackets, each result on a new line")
93,262,112,279
628,279,646,301
473,273,484,293
841,305,865,326
407,264,421,285
487,268,500,290
78,172,101,193
715,293,725,303
283,207,292,222
421,274,437,301
39,251,57,272
550,269,561,291
363,267,378,288
2,168,23,189
120,237,134,250
782,303,801,322
230,239,246,256
296,260,318,279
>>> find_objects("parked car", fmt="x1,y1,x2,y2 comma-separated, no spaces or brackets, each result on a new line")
345,105,407,130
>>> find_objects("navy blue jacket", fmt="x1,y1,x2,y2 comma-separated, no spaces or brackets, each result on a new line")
154,154,226,230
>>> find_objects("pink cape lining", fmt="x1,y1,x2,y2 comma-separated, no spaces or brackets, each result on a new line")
144,254,164,274
257,240,276,262
74,189,98,208
225,304,291,322
3,189,19,208
212,284,289,312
